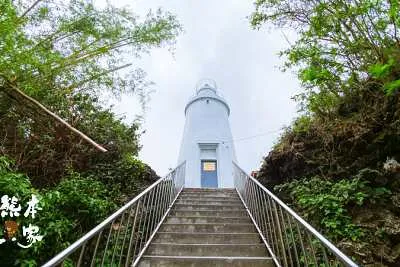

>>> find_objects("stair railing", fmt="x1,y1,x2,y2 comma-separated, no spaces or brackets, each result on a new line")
233,162,358,267
42,161,186,267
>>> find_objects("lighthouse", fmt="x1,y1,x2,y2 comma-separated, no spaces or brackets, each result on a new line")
178,80,237,188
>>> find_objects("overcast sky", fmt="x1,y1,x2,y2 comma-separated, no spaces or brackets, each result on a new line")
106,0,301,176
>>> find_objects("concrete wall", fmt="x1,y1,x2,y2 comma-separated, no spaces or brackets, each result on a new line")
178,87,237,188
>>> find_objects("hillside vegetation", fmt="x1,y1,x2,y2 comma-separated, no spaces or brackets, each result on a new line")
0,0,181,265
251,0,400,266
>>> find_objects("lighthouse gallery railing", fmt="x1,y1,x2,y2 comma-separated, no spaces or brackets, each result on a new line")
42,162,185,267
233,162,358,267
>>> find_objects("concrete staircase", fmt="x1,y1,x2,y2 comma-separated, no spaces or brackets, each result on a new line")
138,188,274,266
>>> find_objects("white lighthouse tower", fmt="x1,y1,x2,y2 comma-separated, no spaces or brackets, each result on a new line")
178,80,237,188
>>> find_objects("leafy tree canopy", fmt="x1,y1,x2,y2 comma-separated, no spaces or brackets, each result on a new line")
251,0,400,114
252,1,400,264
0,0,179,265
0,0,182,185
0,0,182,101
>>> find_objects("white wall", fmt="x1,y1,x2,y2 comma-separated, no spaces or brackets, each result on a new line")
178,87,237,188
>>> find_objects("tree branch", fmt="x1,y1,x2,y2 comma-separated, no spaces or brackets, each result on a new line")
64,63,132,93
0,78,107,152
20,0,43,19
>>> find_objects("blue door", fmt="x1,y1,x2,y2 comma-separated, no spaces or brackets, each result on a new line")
201,160,218,188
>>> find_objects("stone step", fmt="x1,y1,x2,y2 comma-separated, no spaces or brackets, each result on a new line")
170,209,248,217
153,232,262,244
180,192,239,198
183,188,236,193
178,194,241,202
175,199,242,205
137,188,269,267
146,243,267,257
178,195,240,200
178,196,241,202
138,256,274,267
165,216,251,224
173,203,244,211
160,223,255,233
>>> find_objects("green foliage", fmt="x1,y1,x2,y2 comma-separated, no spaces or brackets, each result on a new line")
0,150,157,266
29,174,116,264
292,115,312,134
251,0,400,107
0,0,182,99
46,172,116,227
0,156,119,266
0,0,171,265
0,0,181,184
85,153,157,203
0,92,143,187
276,174,391,241
368,58,395,79
0,156,35,199
384,79,400,95
252,0,400,264
71,94,141,156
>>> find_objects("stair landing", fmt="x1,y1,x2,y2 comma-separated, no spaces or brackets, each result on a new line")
138,188,274,266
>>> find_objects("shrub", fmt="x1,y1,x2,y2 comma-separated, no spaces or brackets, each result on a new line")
0,156,117,266
276,174,391,241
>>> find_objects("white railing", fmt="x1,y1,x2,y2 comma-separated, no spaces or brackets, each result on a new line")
233,162,358,267
42,162,185,267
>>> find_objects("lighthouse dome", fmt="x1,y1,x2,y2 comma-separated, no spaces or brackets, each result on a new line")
185,79,230,116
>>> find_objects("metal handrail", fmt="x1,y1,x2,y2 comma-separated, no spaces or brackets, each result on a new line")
233,162,358,267
42,161,186,267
